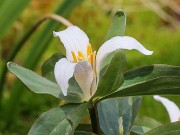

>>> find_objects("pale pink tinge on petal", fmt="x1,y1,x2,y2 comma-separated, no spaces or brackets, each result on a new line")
74,61,94,101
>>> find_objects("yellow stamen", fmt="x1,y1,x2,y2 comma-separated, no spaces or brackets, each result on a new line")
71,51,78,63
87,43,92,56
78,51,85,60
91,51,96,69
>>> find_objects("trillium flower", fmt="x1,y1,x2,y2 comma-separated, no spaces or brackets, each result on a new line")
153,95,180,122
53,26,153,101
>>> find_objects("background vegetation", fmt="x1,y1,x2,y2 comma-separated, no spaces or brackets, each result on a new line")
0,0,180,134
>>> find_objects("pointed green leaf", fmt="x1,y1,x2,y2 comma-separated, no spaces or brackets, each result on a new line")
134,116,162,129
42,53,65,82
97,97,141,135
66,102,90,131
103,65,180,99
131,126,151,135
7,62,83,102
61,103,90,132
28,107,72,135
145,122,180,135
94,50,126,98
105,10,126,41
99,10,127,79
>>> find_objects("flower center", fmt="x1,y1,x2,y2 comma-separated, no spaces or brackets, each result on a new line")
71,43,96,70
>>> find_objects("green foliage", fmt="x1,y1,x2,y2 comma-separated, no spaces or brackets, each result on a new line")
28,102,89,135
103,65,180,99
105,10,126,40
2,0,84,126
42,53,65,82
97,97,141,135
0,0,31,37
145,122,180,135
94,50,126,98
131,116,162,134
74,131,97,135
131,126,151,135
7,62,83,102
4,4,180,135
134,116,162,129
28,107,72,135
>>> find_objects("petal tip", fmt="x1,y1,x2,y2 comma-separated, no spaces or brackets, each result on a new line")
53,31,58,37
145,50,153,55
153,95,160,100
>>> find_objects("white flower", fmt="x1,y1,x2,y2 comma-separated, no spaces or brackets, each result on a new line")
153,95,180,122
53,26,153,101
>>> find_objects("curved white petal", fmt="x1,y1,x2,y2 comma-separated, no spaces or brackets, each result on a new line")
96,36,153,73
53,26,89,61
74,61,93,101
54,58,76,96
153,95,180,122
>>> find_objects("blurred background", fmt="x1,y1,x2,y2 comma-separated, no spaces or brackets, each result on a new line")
0,0,180,134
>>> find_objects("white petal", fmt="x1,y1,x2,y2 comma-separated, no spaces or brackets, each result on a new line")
53,26,89,61
74,61,93,101
153,95,180,122
96,36,153,73
54,58,76,96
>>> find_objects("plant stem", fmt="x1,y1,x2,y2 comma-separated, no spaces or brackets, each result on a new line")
0,13,72,105
88,105,101,135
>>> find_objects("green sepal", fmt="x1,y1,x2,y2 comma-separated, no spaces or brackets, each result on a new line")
93,50,126,98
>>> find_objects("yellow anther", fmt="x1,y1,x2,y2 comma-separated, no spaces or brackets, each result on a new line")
78,51,85,60
91,51,96,69
71,51,78,63
87,43,92,56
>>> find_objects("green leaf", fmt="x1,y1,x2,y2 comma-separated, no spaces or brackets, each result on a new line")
42,53,65,82
103,65,180,99
28,107,72,135
3,0,83,126
7,62,83,102
97,97,141,135
94,50,126,98
76,124,92,132
66,102,90,131
105,10,126,41
131,125,151,135
0,0,31,37
145,122,180,135
94,10,127,98
134,116,162,129
61,102,90,132
74,131,97,135
99,10,127,77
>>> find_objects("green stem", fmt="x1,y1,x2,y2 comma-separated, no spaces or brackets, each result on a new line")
88,105,101,135
0,14,72,105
